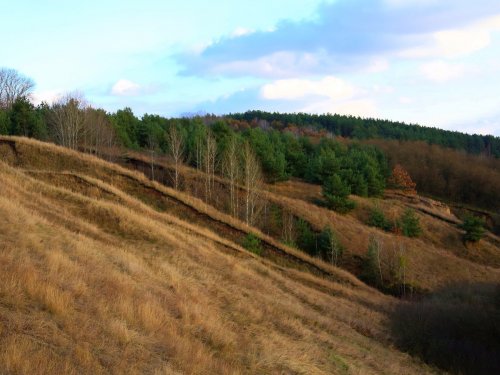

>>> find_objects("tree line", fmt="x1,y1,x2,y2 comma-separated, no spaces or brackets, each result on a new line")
227,110,500,158
0,69,388,210
3,68,496,216
367,139,500,212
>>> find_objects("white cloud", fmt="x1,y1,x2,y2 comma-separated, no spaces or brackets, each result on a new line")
399,96,414,104
400,13,500,59
420,60,465,82
372,84,395,94
231,27,254,37
260,76,378,117
260,76,356,100
364,58,390,73
302,99,378,118
212,51,321,78
111,79,142,96
31,90,63,105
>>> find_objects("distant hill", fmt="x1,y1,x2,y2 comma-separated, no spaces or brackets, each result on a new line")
224,112,500,212
227,111,500,158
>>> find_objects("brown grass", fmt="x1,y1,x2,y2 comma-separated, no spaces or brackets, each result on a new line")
0,136,439,374
264,180,500,291
113,147,500,292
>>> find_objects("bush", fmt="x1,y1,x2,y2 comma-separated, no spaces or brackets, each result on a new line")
400,209,421,237
390,283,500,375
322,174,356,213
460,215,485,243
362,236,384,287
368,207,392,231
318,227,344,266
295,219,316,256
242,233,263,255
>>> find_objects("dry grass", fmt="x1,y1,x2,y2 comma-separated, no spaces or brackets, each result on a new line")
0,136,366,287
0,136,439,374
264,179,500,292
112,147,500,292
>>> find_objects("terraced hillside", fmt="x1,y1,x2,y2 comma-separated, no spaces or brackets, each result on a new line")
0,136,439,374
112,149,500,294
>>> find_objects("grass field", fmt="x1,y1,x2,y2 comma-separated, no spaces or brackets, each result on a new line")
0,136,445,374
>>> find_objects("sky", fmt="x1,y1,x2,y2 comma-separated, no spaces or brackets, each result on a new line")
1,0,500,135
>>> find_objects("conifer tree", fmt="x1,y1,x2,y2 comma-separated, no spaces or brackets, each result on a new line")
322,174,355,213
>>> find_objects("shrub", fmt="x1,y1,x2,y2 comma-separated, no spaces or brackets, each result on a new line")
318,227,344,266
322,175,356,213
390,283,500,375
362,236,383,287
400,209,421,237
295,219,316,256
460,215,485,243
368,206,392,231
242,233,263,255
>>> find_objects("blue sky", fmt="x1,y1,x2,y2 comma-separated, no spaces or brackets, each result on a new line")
1,0,500,135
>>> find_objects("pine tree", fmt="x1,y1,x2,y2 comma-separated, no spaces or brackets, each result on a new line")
400,209,422,237
322,174,355,213
460,215,485,243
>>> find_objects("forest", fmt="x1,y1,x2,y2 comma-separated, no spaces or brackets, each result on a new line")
228,110,500,158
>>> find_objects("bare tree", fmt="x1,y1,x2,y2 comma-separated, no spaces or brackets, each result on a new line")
222,135,240,217
325,228,342,266
282,210,295,244
48,92,88,150
83,108,115,157
147,130,159,181
391,242,408,297
367,235,384,287
242,141,262,226
204,130,217,202
166,124,185,190
0,68,35,109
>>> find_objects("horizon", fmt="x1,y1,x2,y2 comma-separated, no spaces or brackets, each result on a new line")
2,0,500,136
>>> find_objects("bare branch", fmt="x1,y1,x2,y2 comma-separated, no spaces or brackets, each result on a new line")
0,68,35,109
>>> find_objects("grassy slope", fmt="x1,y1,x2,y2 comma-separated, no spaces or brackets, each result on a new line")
267,179,500,291
0,136,436,374
115,149,500,292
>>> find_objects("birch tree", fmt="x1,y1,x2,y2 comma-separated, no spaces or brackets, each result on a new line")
282,210,295,244
204,130,217,202
222,135,240,217
84,108,115,157
147,128,159,181
166,124,185,190
48,93,88,150
242,141,262,226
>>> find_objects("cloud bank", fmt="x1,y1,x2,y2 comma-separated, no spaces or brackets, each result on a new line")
177,0,500,78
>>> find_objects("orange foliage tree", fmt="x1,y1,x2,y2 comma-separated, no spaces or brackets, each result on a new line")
388,164,417,195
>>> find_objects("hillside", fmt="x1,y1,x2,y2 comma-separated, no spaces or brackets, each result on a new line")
0,136,443,374
112,148,500,294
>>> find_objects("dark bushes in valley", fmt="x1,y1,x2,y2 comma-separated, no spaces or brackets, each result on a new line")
390,283,500,375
